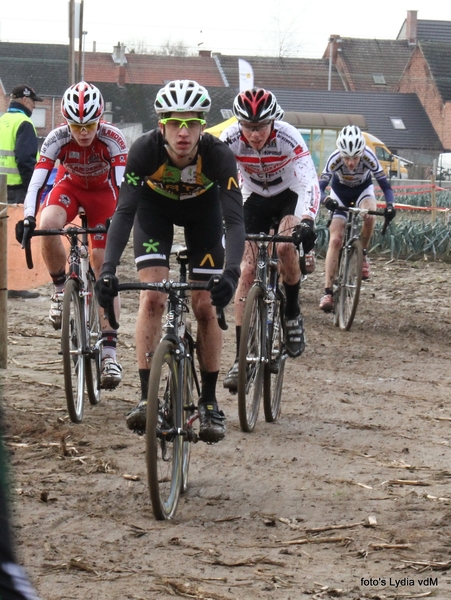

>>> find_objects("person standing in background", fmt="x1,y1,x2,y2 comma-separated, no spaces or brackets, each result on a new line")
0,85,43,204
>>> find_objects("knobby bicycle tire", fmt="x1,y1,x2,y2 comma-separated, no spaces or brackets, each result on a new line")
238,285,265,432
85,272,101,405
61,279,86,423
263,288,287,422
336,239,363,331
146,339,184,520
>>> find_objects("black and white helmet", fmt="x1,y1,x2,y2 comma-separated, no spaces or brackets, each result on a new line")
61,81,104,124
336,125,365,157
154,80,211,114
232,88,278,123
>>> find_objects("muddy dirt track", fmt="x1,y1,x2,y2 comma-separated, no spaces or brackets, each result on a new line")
2,242,451,600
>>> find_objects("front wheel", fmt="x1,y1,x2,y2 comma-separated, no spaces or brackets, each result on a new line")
146,339,184,520
61,279,86,423
85,272,101,406
263,288,287,422
238,285,265,432
335,239,363,331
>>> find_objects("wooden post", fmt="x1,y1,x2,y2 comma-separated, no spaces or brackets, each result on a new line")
0,175,7,369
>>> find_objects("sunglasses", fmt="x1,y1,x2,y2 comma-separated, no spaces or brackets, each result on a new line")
240,121,272,133
69,121,98,132
160,118,206,130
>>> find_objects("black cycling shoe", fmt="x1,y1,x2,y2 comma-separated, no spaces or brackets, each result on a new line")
125,399,147,433
198,401,226,444
284,314,306,358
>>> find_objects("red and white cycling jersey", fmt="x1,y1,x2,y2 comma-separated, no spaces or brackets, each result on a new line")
220,121,320,220
24,121,128,219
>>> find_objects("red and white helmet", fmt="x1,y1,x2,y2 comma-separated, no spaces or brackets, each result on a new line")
336,125,365,157
232,88,278,123
154,80,211,114
61,81,104,124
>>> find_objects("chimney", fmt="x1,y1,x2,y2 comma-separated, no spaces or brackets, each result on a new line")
112,42,127,65
328,35,341,64
406,10,418,45
199,50,212,57
117,65,126,88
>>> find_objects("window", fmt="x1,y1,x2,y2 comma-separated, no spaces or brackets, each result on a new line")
31,108,46,128
372,74,386,85
390,117,406,130
220,109,233,119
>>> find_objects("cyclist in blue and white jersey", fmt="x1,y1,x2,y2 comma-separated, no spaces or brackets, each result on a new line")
318,125,396,312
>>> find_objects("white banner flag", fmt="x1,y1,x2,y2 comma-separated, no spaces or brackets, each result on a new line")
238,59,254,91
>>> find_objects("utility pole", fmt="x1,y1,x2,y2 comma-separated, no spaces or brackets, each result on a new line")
78,0,84,81
68,0,76,84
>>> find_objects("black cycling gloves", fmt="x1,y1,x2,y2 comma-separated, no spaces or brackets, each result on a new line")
207,269,239,309
95,273,119,308
293,219,317,254
15,216,36,245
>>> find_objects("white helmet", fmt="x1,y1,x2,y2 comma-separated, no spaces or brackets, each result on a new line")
154,80,211,114
337,125,365,157
275,103,284,121
61,81,104,124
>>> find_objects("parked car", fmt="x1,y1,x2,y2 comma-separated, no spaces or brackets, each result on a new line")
362,132,410,179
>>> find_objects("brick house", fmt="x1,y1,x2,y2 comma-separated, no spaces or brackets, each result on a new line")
397,43,451,152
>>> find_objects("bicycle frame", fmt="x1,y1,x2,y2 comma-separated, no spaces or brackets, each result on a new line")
25,214,107,420
105,247,226,519
237,227,297,431
331,205,387,330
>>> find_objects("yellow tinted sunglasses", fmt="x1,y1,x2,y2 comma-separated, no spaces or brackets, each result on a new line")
69,121,99,132
160,117,206,130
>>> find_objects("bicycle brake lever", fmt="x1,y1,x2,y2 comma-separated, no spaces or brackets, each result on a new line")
102,277,120,330
22,221,34,269
216,308,228,331
211,276,228,331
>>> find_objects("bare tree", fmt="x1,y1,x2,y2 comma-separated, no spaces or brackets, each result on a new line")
154,39,191,57
126,38,192,56
269,14,304,58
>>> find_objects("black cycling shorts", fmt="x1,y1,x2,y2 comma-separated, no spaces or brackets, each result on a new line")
243,189,298,234
133,187,225,281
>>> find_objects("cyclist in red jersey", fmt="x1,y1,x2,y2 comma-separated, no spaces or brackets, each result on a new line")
16,82,127,390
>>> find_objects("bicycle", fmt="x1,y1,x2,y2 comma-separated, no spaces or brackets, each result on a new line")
23,212,106,423
104,246,226,520
237,224,303,433
327,204,389,331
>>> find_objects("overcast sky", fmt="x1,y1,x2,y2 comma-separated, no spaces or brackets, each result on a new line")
1,2,451,58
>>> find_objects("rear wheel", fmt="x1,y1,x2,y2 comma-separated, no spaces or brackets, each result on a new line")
85,273,101,405
336,239,363,331
263,288,287,422
61,279,86,423
238,285,265,432
146,339,183,520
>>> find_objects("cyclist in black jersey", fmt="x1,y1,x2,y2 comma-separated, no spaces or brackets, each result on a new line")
95,80,245,443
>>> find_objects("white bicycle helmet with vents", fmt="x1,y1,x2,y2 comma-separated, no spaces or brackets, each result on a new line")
154,80,211,114
275,103,284,121
61,81,104,124
336,125,365,157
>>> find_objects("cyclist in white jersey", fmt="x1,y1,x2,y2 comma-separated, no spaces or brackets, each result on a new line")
318,125,396,312
220,88,320,391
